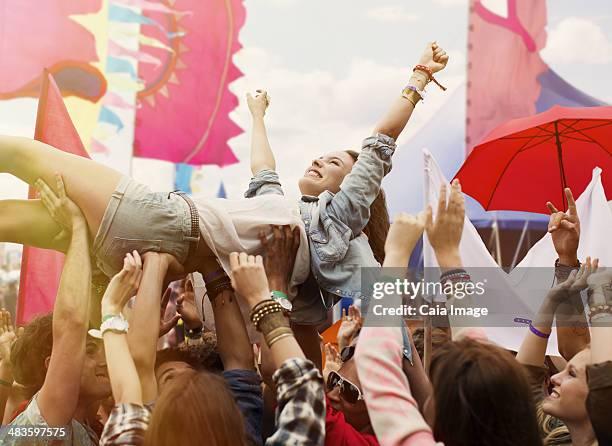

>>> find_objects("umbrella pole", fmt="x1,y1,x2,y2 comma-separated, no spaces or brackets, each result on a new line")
553,121,568,210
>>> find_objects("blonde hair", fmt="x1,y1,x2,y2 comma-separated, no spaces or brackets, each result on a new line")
536,404,571,445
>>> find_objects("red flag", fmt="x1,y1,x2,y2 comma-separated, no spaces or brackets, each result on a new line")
16,72,90,325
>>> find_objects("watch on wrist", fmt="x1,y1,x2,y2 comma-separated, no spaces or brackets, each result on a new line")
271,290,293,312
184,325,203,339
100,314,129,335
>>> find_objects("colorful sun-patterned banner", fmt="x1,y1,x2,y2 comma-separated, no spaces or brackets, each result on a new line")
133,0,244,166
0,0,245,169
0,0,106,102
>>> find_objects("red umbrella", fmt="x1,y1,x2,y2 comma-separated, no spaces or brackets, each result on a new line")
455,105,612,214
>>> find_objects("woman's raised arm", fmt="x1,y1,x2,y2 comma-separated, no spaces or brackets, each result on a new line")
248,90,276,175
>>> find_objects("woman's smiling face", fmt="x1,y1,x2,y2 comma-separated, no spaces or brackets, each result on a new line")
298,151,356,196
542,348,590,422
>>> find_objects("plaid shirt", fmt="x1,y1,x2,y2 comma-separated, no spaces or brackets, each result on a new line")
267,358,325,445
99,403,150,446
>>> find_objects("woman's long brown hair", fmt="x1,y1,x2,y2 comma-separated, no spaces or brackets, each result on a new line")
429,339,543,446
346,150,390,264
144,369,249,446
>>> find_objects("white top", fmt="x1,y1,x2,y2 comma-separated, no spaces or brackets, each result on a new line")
191,193,310,298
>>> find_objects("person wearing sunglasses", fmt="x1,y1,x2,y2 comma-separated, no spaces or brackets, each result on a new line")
327,370,364,404
325,335,379,446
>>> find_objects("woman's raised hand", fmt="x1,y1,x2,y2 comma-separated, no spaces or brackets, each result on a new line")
425,179,465,268
101,251,143,315
384,211,427,263
417,41,449,74
247,89,270,118
229,252,270,308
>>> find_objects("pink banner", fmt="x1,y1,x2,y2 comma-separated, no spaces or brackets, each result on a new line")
108,40,162,68
466,0,548,153
0,0,106,102
133,0,245,166
16,72,91,325
113,0,185,15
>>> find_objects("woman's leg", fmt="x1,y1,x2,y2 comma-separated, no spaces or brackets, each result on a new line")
0,135,123,241
0,199,69,251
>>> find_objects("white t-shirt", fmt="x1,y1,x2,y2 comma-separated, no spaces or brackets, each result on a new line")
191,193,310,298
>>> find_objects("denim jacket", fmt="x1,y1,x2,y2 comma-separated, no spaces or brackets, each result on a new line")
245,133,395,299
245,133,412,361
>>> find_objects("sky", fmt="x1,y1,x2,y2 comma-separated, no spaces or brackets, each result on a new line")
0,0,611,204
212,0,612,200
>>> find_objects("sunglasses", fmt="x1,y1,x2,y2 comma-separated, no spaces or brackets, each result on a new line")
326,370,364,404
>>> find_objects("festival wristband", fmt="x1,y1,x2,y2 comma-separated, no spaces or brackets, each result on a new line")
101,314,119,323
514,317,550,339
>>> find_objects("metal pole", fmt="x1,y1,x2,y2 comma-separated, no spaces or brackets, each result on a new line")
510,217,530,269
553,121,568,210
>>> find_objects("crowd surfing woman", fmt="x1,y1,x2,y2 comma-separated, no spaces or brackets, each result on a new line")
0,42,448,321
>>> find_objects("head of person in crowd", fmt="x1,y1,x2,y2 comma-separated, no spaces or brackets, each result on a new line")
428,338,542,446
327,337,373,434
298,149,389,263
10,313,110,405
10,313,52,392
412,327,450,361
154,332,223,390
144,368,248,446
541,348,595,442
154,346,205,392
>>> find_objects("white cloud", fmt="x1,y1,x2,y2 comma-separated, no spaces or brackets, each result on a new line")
259,0,300,6
432,0,468,7
217,46,464,199
542,17,612,64
365,5,420,23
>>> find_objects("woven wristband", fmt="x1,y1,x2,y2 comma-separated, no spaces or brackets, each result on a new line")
413,64,447,91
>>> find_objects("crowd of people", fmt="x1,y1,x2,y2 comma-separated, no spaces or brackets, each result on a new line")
0,42,609,446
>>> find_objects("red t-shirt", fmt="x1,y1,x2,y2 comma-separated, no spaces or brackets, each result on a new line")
325,396,379,446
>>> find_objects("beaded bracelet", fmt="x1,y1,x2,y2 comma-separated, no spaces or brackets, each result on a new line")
413,64,447,91
249,300,284,330
440,269,471,284
204,270,233,301
589,305,612,321
252,307,284,330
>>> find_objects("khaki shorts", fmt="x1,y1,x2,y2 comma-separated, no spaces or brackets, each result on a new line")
92,177,196,278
